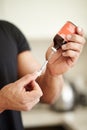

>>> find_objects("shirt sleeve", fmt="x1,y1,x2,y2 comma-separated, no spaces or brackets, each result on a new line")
9,22,31,54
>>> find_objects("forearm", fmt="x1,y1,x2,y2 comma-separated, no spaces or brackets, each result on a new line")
37,69,64,104
0,90,5,113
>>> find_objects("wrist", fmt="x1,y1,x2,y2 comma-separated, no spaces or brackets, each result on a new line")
45,67,63,79
43,68,64,88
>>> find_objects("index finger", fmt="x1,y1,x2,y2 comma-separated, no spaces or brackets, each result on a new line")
15,72,38,87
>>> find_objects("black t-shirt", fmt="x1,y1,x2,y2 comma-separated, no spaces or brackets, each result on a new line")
0,20,31,130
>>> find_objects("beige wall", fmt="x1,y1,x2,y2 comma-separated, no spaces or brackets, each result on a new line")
0,0,87,38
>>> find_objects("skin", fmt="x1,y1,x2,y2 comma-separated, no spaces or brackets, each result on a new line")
0,73,43,112
0,27,86,113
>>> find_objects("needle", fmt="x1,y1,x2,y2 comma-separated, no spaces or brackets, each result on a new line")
36,47,57,77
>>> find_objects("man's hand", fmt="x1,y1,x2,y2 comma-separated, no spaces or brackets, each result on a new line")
46,27,86,76
0,73,43,113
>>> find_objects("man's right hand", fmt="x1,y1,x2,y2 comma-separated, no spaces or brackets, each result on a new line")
0,73,43,113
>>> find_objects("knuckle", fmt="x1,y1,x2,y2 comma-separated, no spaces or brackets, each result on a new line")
68,43,73,49
22,98,40,111
70,34,77,41
35,87,43,97
36,98,40,103
23,99,40,111
37,91,43,98
39,90,43,97
23,104,31,111
66,50,76,58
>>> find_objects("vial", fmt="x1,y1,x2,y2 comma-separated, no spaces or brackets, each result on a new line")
53,21,76,50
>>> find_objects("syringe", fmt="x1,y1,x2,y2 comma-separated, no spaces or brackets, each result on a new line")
36,47,57,77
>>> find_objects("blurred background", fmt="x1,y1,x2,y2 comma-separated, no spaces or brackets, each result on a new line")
0,0,87,130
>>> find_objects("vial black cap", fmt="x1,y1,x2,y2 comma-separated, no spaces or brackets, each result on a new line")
53,34,67,50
